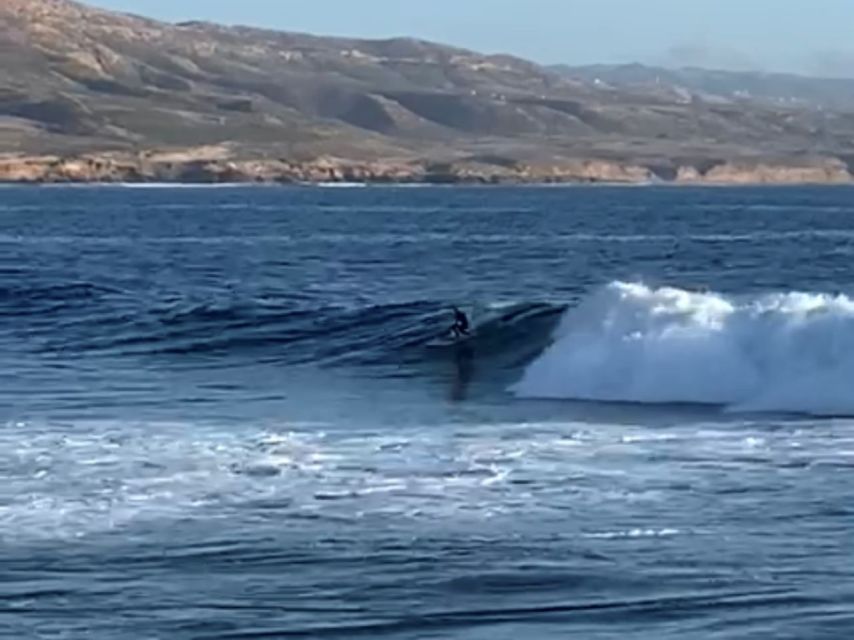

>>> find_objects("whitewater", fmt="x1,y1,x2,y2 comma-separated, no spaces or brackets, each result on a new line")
515,281,854,415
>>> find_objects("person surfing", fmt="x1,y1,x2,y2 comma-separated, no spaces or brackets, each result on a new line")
449,306,470,339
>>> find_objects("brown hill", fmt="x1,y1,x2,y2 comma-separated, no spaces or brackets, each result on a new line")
3,0,854,183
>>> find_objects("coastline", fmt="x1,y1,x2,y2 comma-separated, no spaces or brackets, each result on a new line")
2,150,852,187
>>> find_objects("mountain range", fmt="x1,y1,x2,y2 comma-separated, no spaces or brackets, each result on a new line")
3,0,854,183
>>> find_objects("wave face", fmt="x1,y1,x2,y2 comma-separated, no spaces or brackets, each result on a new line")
513,282,854,415
13,285,561,370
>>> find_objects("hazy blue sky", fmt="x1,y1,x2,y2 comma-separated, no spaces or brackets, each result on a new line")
89,0,854,76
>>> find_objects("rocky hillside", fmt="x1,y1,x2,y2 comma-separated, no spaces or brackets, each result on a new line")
3,0,854,183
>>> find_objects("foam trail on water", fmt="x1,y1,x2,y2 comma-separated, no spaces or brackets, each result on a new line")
512,282,854,416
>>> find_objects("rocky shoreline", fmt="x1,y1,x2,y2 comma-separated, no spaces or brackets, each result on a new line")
1,150,852,186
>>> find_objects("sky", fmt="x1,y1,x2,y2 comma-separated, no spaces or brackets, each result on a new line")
88,0,854,77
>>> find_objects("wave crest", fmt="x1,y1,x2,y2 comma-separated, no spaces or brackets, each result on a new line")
512,282,854,415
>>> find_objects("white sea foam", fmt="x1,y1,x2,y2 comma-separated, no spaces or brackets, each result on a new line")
513,282,854,415
2,415,852,542
314,181,368,188
111,182,251,188
0,419,685,541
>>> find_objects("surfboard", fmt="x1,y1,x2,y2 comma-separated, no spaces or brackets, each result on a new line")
426,330,476,348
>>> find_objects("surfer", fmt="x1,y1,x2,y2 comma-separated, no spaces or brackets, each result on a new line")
450,306,470,338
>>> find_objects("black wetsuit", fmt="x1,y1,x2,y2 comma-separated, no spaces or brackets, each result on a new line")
451,308,470,337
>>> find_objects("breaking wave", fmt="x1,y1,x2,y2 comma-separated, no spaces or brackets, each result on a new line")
13,274,854,415
513,282,854,416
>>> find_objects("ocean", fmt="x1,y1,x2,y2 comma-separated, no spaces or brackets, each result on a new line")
1,184,853,638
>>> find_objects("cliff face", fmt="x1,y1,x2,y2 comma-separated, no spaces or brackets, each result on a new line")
2,150,849,185
2,0,854,183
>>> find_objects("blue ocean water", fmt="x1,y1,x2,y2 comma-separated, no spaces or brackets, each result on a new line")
1,185,853,639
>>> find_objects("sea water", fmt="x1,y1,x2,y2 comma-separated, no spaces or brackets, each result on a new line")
1,185,852,638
